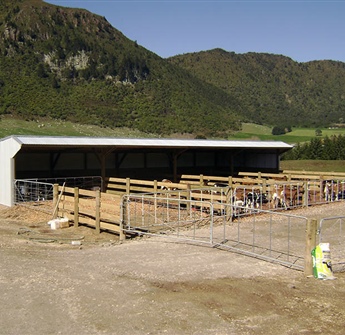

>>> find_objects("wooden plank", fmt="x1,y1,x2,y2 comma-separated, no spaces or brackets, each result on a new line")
78,216,96,227
100,221,121,233
106,185,127,192
62,186,75,194
179,180,200,187
107,177,126,183
180,174,202,180
78,188,96,197
100,202,118,211
100,212,120,221
101,193,121,201
79,197,96,206
63,195,75,202
78,208,97,217
62,203,75,212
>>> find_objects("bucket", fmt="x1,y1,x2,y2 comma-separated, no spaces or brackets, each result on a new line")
311,243,336,280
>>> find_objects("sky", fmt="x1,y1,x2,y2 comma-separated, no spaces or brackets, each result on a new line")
44,0,345,63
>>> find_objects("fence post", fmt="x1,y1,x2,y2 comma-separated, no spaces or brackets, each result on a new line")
263,179,267,194
74,187,79,228
53,184,59,219
186,184,191,212
303,181,308,207
119,196,126,242
95,189,101,234
304,218,317,277
126,178,130,194
226,187,233,221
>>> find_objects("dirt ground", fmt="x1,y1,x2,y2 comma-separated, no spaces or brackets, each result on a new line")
1,203,345,335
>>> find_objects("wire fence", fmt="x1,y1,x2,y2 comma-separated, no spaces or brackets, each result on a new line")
14,176,103,204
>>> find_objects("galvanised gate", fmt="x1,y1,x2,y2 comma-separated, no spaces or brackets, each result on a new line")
122,189,345,272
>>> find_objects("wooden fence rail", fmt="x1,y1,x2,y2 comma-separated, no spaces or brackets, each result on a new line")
52,171,345,239
54,184,124,239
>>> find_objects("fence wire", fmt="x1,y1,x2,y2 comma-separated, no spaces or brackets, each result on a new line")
14,179,55,203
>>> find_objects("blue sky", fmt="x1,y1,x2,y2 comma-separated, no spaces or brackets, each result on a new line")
44,1,345,63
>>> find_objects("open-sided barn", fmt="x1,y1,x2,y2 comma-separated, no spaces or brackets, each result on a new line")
0,135,292,206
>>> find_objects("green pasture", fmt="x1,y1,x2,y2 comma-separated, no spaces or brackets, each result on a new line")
280,160,345,173
1,118,345,146
228,123,345,144
0,117,157,139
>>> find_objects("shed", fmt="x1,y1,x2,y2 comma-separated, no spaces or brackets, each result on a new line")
0,135,292,206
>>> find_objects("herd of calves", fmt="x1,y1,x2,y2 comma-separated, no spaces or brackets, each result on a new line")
161,178,345,213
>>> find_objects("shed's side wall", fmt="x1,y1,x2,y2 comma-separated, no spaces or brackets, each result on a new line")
0,139,21,206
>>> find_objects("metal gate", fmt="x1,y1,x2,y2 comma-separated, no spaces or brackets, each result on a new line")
122,192,309,270
319,216,345,272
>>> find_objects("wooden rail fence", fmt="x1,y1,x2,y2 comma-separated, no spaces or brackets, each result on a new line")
53,171,345,238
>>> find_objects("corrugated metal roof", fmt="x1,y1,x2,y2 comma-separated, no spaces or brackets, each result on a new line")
1,135,292,149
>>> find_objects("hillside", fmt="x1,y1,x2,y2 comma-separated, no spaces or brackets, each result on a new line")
0,0,241,138
1,1,345,138
169,49,345,128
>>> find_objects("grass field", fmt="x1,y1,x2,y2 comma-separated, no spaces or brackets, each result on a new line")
280,160,345,173
2,117,345,144
0,116,158,138
229,123,345,144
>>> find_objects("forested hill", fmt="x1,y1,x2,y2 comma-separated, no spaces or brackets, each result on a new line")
0,1,344,138
0,0,241,137
169,49,345,128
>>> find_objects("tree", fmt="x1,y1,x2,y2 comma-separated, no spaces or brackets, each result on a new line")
315,129,322,136
272,126,285,135
307,137,323,159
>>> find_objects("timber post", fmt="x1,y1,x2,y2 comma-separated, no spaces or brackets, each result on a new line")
304,218,318,277
52,184,59,219
74,187,79,228
95,189,101,234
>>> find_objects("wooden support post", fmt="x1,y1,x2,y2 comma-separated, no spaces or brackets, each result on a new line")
119,219,125,241
74,187,79,228
126,178,130,194
95,189,101,234
119,196,126,242
52,182,65,219
226,187,233,221
186,184,191,212
303,181,308,207
304,218,318,277
153,180,158,225
200,174,204,186
52,184,59,219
